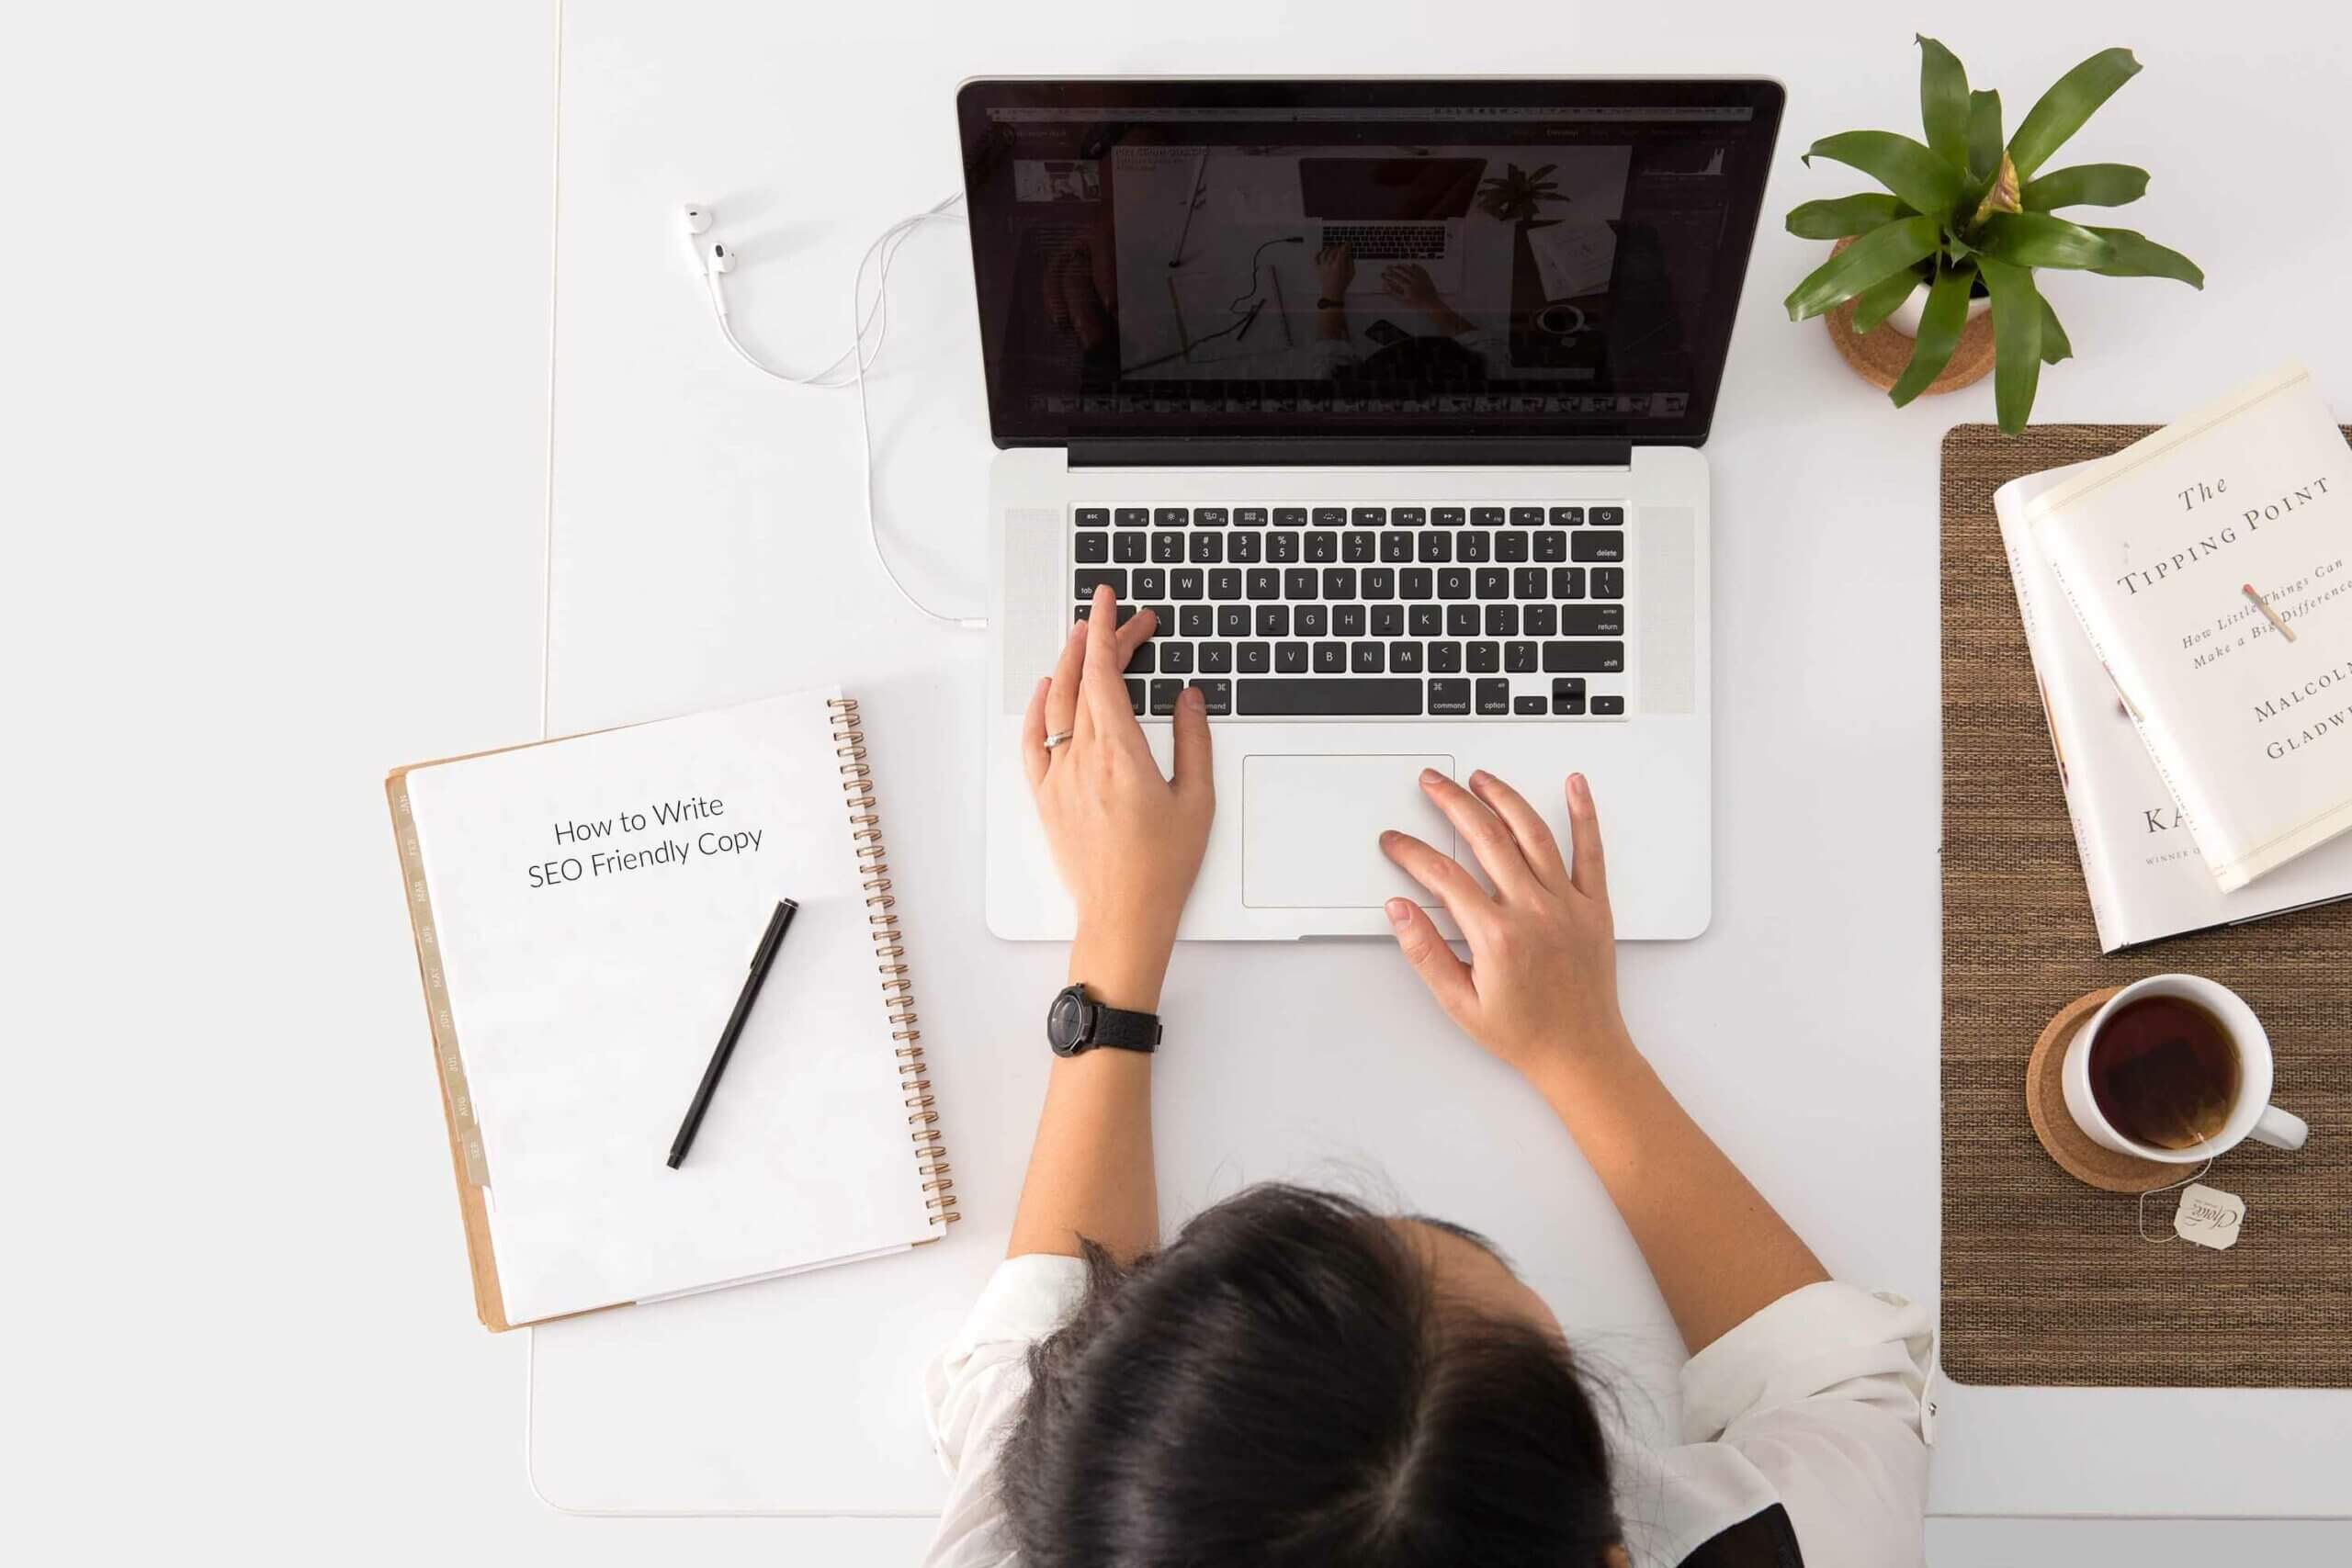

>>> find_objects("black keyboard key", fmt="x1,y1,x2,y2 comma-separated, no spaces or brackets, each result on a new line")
1238,678,1421,716
1154,507,1189,526
1284,567,1318,600
1476,678,1511,715
1372,604,1405,637
1132,567,1165,597
1322,567,1357,599
1409,604,1442,637
1235,507,1267,526
1471,506,1505,526
1485,604,1519,637
1515,567,1547,600
1114,507,1149,527
1238,641,1272,674
1182,531,1217,564
1149,678,1182,715
1381,531,1414,563
1076,533,1109,563
1125,641,1156,674
1390,640,1424,672
1306,532,1338,563
1534,530,1567,562
1195,507,1228,527
1312,641,1347,673
1476,568,1510,599
1438,568,1472,600
1076,507,1110,528
1275,642,1307,673
1179,605,1213,637
1199,641,1234,673
1509,507,1544,527
1256,604,1290,637
1468,641,1501,673
1592,567,1624,600
1333,604,1366,637
1362,568,1395,599
1124,678,1146,713
1496,531,1529,562
1114,533,1147,563
1505,640,1538,672
1343,531,1376,563
1553,567,1588,599
1296,605,1329,637
1553,677,1586,698
1312,506,1347,526
1592,694,1625,716
1351,641,1385,673
1075,568,1126,598
1419,532,1453,563
1247,569,1280,601
1171,568,1204,600
1428,679,1472,716
1190,677,1232,715
1401,567,1433,600
1514,695,1547,715
1550,506,1584,526
1351,507,1386,526
1591,506,1624,526
1524,604,1557,637
1458,531,1492,563
1446,604,1479,637
1273,507,1307,526
1432,506,1465,526
1143,604,1173,637
1217,605,1250,637
1430,641,1463,672
1572,531,1624,563
1543,641,1625,673
1563,605,1624,637
1210,569,1242,599
1268,531,1301,563
1160,641,1194,673
1393,506,1426,526
1555,691,1586,716
1228,532,1261,563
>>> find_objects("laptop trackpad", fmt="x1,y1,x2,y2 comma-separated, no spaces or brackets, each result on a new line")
1241,754,1457,908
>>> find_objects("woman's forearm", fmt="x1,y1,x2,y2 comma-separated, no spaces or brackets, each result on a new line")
1530,1037,1827,1353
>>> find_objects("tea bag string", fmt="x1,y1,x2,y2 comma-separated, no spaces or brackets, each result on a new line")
2135,1150,2222,1244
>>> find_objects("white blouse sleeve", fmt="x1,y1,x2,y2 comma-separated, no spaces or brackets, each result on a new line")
919,1254,1090,1568
1677,1281,1935,1568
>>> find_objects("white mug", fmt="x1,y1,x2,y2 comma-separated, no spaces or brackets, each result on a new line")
2064,974,2311,1164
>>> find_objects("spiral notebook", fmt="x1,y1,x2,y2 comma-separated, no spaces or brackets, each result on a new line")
387,688,956,1331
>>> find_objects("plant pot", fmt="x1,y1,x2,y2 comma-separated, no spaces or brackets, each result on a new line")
1819,239,1997,396
1883,279,1993,338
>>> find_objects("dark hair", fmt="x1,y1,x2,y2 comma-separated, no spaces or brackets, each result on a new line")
999,1185,1620,1567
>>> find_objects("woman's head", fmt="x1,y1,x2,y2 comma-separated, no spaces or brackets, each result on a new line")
999,1185,1621,1567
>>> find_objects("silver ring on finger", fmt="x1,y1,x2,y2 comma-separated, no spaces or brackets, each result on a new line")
1043,729,1075,751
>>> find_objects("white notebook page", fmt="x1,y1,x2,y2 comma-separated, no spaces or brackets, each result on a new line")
404,689,933,1325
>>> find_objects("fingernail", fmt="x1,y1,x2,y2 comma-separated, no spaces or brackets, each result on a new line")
1419,767,1442,786
1095,582,1113,602
1069,618,1087,640
1182,685,1204,709
1378,829,1396,847
1467,769,1489,787
1570,773,1590,805
1386,898,1412,929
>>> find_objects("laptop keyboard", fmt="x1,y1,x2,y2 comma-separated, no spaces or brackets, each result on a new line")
1317,222,1448,261
1071,504,1628,719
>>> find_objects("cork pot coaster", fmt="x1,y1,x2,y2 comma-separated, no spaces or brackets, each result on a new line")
2025,987,2188,1193
1818,239,1996,394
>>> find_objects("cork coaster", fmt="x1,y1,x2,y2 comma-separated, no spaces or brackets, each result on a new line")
1817,238,1996,394
2025,987,2185,1193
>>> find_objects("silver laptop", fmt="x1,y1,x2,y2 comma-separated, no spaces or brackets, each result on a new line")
960,77,1784,942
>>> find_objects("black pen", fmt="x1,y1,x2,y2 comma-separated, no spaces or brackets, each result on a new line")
667,897,797,1169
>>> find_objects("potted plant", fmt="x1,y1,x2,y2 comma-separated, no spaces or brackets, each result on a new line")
1478,163,1566,222
1783,38,2203,433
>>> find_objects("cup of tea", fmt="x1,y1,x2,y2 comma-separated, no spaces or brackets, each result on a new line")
2063,975,2310,1163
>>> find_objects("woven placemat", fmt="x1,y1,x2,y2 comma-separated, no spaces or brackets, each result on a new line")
1939,423,2352,1388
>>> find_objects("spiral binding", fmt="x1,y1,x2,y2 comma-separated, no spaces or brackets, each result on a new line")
828,697,959,1225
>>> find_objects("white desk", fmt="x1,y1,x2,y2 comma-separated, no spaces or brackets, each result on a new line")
533,0,2352,1534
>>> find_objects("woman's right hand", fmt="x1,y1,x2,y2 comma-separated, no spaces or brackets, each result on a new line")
1377,769,1633,1082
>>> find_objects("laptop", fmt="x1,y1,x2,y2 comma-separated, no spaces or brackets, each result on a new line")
960,77,1784,942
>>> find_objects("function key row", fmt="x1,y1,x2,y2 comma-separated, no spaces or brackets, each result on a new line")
1076,505,1623,528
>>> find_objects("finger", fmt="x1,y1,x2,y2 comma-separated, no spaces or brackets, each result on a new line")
1379,829,1496,933
1044,615,1087,745
1418,769,1536,897
1020,675,1052,791
1565,772,1609,903
1466,769,1567,890
1169,682,1213,803
1385,897,1476,1021
1080,584,1140,736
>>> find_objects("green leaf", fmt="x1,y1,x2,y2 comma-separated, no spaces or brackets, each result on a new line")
1804,131,1966,219
1850,265,1925,334
1978,257,2045,434
2038,291,2075,364
1973,210,2118,270
1783,215,1944,321
1917,36,1972,168
2020,163,2148,210
1967,90,2004,182
1890,264,1973,407
2085,226,2205,288
1786,193,1912,239
2008,48,2142,180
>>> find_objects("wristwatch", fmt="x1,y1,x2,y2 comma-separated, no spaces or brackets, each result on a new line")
1315,296,1346,310
1046,983,1161,1057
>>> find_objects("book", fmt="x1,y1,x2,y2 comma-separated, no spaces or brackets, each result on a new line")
2027,363,2352,891
386,689,956,1330
1996,460,2352,950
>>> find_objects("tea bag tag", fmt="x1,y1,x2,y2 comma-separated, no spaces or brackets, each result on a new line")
2172,1183,2245,1250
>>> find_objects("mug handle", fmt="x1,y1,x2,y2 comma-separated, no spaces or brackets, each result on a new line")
2251,1104,2310,1151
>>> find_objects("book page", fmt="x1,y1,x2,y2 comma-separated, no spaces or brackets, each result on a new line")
403,691,933,1325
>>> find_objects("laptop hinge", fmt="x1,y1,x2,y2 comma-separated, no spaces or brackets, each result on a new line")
1064,437,1635,470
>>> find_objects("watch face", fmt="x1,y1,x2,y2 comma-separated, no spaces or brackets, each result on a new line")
1047,986,1091,1055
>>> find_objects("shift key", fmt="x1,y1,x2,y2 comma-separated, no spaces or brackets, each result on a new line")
1542,641,1625,673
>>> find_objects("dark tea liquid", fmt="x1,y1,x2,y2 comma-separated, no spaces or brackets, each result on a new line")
2087,995,2240,1150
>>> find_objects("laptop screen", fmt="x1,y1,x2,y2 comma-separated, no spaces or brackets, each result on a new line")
956,78,1783,453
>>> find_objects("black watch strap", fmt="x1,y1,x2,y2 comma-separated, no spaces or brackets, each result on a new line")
1049,983,1161,1055
1316,296,1345,310
1088,1003,1161,1050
